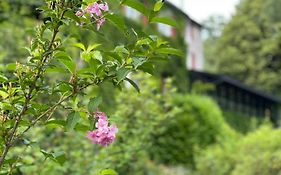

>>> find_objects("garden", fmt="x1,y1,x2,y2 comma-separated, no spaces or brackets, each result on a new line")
0,0,281,174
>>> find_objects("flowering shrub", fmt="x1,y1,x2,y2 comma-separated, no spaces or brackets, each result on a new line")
0,0,181,173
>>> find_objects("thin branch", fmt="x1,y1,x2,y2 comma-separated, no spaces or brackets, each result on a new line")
0,10,66,170
20,93,72,136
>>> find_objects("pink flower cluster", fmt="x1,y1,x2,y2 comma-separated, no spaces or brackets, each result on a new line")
87,111,118,146
75,2,109,30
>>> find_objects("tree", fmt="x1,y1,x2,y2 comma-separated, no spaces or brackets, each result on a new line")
203,15,226,72
206,0,281,94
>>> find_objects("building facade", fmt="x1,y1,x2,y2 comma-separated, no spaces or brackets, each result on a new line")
123,1,205,71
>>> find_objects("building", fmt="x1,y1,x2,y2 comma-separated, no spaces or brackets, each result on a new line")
123,0,281,125
165,2,204,71
123,1,205,71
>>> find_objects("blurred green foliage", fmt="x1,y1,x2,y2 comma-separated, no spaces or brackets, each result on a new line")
8,74,171,174
223,111,263,134
6,74,235,174
5,73,281,175
149,94,236,167
0,0,184,172
195,125,281,175
0,0,42,67
1,0,280,174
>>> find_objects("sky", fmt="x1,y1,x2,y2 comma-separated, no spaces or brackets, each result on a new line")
167,0,240,23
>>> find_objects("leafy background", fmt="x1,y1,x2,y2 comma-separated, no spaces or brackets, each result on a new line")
0,0,281,174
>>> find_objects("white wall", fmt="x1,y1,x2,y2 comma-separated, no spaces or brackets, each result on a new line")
185,21,204,71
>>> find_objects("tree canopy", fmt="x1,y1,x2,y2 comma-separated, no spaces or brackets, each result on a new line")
205,0,281,95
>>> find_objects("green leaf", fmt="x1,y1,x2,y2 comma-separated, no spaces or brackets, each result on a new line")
6,63,16,71
73,43,86,51
40,150,54,159
57,82,73,93
117,67,130,83
88,116,95,130
138,62,155,75
88,59,100,73
45,119,66,128
58,59,76,73
53,152,66,166
105,52,123,64
114,45,130,55
150,16,178,27
106,14,126,31
93,51,103,63
0,74,8,82
125,78,140,93
55,51,75,73
88,96,103,113
77,67,94,77
1,102,15,110
156,48,184,57
46,66,67,73
0,90,8,99
66,111,80,131
132,57,146,68
136,38,152,46
87,44,101,52
81,51,92,62
64,10,80,23
74,124,89,132
122,0,147,16
154,0,164,12
41,150,66,166
54,51,72,60
100,169,118,175
19,120,30,127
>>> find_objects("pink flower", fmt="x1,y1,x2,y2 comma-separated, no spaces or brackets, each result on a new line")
95,118,108,128
99,3,109,11
108,125,118,137
75,2,109,30
87,128,117,146
87,111,118,146
86,2,102,16
96,18,105,30
94,111,107,120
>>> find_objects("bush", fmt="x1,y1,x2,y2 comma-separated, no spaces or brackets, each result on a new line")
149,94,236,167
223,111,263,133
195,125,281,175
11,74,239,174
93,75,170,174
13,74,173,174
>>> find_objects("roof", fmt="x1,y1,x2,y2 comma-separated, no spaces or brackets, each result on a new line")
190,70,281,103
165,1,203,28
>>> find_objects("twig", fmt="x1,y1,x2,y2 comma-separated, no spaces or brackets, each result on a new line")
0,10,66,169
